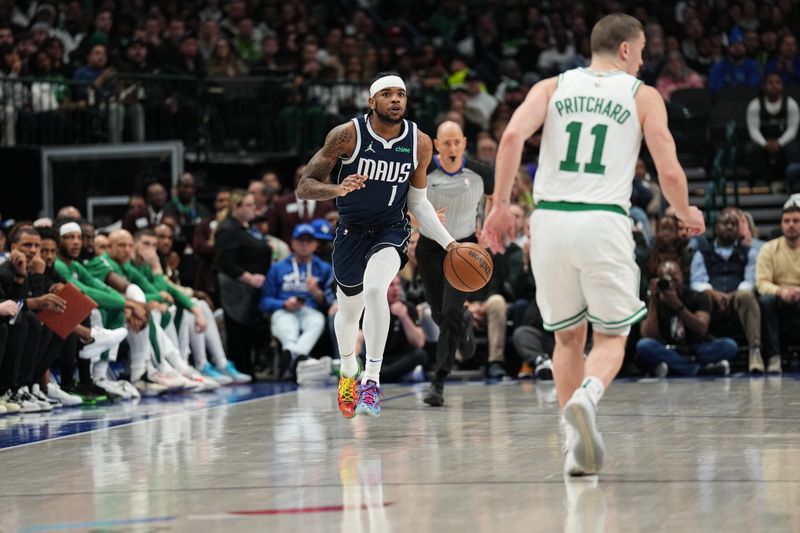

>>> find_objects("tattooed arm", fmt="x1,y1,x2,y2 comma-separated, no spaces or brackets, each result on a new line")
296,122,367,200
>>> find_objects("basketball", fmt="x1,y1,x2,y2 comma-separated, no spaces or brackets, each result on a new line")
443,243,493,292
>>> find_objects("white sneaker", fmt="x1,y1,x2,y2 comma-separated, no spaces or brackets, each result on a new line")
31,384,61,408
95,378,132,400
45,382,83,407
0,390,23,413
182,368,220,392
563,389,605,476
16,387,49,412
79,326,128,360
116,379,141,399
534,357,554,380
147,370,188,392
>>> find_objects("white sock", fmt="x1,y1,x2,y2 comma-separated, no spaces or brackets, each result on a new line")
580,376,605,405
363,358,382,386
340,352,358,378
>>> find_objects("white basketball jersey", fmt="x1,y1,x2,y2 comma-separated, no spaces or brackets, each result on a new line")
535,68,643,210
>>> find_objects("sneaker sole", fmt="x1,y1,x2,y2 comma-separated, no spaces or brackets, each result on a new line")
535,369,553,380
423,394,444,407
563,400,604,476
355,405,380,417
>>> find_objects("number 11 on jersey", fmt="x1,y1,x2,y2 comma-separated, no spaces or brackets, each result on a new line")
559,121,608,175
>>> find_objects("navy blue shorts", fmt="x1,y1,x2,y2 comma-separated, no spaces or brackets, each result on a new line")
331,219,410,296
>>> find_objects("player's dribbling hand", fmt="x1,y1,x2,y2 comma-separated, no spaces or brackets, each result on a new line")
337,174,368,197
677,206,705,236
482,207,515,254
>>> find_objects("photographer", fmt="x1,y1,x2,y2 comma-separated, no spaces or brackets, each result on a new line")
636,260,737,377
260,224,334,379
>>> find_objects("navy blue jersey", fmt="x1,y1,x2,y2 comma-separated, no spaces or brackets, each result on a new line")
336,114,419,227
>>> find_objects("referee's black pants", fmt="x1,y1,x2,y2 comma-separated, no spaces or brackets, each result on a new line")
416,234,475,378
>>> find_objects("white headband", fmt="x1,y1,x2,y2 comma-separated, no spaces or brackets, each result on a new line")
59,222,81,237
370,75,406,97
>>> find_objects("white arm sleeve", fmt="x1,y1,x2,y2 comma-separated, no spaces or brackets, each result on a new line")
746,99,767,147
407,186,455,250
779,97,800,147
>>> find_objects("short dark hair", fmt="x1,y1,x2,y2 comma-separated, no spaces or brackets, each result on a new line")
134,228,156,240
10,225,39,244
37,227,59,244
590,14,644,56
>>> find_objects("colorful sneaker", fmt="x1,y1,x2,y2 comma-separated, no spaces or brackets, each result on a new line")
355,380,383,417
337,359,362,418
202,362,233,386
337,373,359,418
220,361,252,384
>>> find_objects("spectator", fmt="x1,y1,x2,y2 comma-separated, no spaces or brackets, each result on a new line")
247,180,271,218
537,29,577,76
192,187,229,302
215,189,271,376
637,260,736,377
73,43,144,143
709,28,761,95
233,18,261,63
460,71,498,132
476,135,498,164
123,181,170,232
251,33,282,73
655,50,705,101
746,73,800,189
260,223,333,379
261,169,284,198
765,34,800,85
197,19,221,61
268,164,335,244
207,38,249,77
164,172,210,248
755,195,800,375
690,208,763,373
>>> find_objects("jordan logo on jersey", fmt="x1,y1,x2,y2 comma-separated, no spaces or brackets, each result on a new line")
365,141,376,154
357,157,411,183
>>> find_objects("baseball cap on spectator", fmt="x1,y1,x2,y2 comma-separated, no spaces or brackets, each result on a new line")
465,70,482,82
782,194,800,212
310,218,333,241
292,223,316,240
729,27,745,46
31,22,52,33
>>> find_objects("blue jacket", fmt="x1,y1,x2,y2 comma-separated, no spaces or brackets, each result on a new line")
709,58,762,94
260,254,335,313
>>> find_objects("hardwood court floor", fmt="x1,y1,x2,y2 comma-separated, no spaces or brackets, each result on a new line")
1,377,799,532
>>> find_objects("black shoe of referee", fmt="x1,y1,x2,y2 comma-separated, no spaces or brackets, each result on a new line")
423,379,445,407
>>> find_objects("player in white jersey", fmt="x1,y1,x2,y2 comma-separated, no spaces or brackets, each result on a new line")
484,14,705,476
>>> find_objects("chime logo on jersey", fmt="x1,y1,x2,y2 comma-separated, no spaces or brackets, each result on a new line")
357,157,412,183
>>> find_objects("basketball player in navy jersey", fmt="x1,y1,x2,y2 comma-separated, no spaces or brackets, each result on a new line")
296,72,457,418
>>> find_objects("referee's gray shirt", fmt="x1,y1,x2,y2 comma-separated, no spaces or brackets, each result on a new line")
422,155,494,241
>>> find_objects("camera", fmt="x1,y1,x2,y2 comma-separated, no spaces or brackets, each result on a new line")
657,277,672,291
296,296,306,304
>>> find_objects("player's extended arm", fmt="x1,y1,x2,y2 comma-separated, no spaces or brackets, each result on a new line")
493,78,556,206
637,85,705,235
482,77,555,253
296,122,367,200
409,132,456,251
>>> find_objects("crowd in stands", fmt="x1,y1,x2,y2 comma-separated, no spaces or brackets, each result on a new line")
0,1,800,411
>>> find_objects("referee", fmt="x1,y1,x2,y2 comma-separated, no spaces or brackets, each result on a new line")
418,121,494,407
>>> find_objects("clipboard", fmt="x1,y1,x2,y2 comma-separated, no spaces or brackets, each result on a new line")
37,283,98,339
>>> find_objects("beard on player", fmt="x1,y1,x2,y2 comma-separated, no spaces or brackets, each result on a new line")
373,102,406,125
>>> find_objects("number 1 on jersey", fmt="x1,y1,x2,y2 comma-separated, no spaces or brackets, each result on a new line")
558,121,607,175
387,185,398,206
